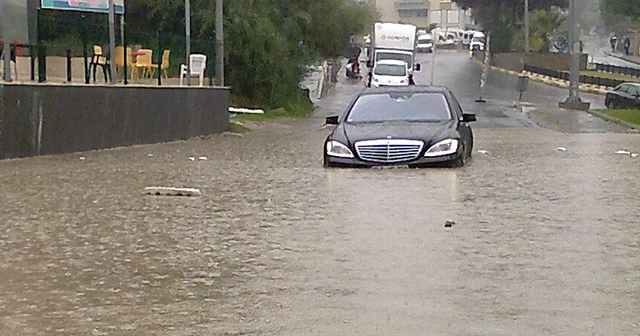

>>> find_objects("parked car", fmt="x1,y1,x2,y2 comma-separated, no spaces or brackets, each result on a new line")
323,86,476,168
416,34,433,53
605,83,640,109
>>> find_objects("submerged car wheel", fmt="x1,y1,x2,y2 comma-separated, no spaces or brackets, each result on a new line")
450,146,467,168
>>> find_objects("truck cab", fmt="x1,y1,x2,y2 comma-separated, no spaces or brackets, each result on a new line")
366,22,422,82
370,59,409,88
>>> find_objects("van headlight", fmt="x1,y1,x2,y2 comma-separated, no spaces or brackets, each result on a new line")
424,139,459,157
326,141,354,158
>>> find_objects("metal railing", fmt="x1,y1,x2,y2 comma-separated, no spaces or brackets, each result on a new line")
594,63,640,78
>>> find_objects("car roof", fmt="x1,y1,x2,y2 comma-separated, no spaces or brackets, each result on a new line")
375,59,407,66
359,85,450,95
619,82,640,87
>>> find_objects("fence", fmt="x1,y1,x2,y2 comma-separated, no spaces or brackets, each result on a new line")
1,12,218,86
593,63,640,78
524,64,624,88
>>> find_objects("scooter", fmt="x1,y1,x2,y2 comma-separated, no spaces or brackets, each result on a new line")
345,60,361,79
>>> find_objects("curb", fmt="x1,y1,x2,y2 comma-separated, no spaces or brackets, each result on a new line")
584,110,640,132
603,50,640,66
480,59,612,95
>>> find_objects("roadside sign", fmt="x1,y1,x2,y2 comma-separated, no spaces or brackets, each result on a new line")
41,0,125,14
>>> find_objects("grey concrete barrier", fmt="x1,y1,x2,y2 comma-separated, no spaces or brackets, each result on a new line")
0,83,230,159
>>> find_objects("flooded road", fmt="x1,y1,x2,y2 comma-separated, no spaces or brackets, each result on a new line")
1,51,639,335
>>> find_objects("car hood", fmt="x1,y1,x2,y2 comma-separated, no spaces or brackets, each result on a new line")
337,121,454,145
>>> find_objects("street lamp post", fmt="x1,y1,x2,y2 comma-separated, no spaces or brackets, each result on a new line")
185,0,191,86
2,0,12,81
559,0,590,111
215,0,224,86
108,0,117,83
524,0,530,53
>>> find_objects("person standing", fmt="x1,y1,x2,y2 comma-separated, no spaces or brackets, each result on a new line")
623,37,631,56
610,35,618,53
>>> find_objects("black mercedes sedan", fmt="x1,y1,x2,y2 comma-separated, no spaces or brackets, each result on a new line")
605,82,640,109
323,86,476,168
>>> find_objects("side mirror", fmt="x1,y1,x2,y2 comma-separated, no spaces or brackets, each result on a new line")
415,63,421,71
325,115,340,125
461,113,477,122
366,60,372,68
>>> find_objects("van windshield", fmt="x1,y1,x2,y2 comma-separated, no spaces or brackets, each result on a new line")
374,64,407,76
472,36,485,43
375,52,413,68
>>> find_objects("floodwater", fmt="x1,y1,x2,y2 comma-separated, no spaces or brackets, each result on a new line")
0,51,639,335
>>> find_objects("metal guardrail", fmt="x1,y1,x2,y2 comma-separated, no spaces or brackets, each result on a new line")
594,62,640,78
524,64,623,88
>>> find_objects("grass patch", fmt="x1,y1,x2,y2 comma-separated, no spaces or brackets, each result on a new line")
580,71,640,83
598,109,640,126
230,89,314,121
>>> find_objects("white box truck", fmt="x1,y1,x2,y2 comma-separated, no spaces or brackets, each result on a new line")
366,22,421,85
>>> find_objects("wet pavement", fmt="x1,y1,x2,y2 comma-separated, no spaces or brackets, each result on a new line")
1,50,640,335
584,38,640,69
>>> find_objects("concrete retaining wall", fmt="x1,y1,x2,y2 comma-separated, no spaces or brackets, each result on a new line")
0,84,230,159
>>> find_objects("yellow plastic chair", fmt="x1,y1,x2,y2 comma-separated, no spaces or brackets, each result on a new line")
115,46,133,80
89,45,110,82
134,49,154,79
148,49,171,79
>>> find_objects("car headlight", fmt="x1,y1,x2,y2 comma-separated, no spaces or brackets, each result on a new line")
424,139,459,157
326,141,354,158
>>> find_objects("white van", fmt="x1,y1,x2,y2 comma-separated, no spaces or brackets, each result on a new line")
371,59,410,87
469,32,486,51
416,34,433,53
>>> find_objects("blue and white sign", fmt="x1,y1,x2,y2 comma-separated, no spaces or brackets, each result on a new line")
41,0,125,14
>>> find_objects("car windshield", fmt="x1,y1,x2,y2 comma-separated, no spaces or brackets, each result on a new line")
346,92,452,123
472,37,485,43
373,64,406,76
375,52,413,68
418,38,432,43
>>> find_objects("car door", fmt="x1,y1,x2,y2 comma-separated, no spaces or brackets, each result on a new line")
448,92,473,153
623,85,637,108
628,85,640,108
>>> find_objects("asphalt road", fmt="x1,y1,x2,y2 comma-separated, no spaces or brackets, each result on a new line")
1,50,639,335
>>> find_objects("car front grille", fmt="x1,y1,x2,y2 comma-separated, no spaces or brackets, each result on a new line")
355,139,424,163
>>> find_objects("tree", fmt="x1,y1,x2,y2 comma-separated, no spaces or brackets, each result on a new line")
42,0,374,109
452,0,568,52
603,0,640,20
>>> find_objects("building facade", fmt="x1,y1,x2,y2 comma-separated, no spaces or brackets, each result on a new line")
368,0,473,30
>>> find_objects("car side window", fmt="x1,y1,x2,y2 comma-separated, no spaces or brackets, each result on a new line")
628,86,638,96
448,92,463,119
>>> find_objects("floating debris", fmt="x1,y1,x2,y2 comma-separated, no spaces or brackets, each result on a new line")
147,153,155,157
79,156,86,161
478,150,489,154
444,220,456,228
228,107,264,114
198,156,208,161
615,150,631,155
556,147,567,152
632,153,639,158
188,157,196,161
145,187,202,197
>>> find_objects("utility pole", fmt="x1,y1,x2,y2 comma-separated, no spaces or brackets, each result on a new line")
524,0,530,53
559,0,590,111
185,0,191,86
215,0,224,86
2,0,12,81
108,0,117,83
